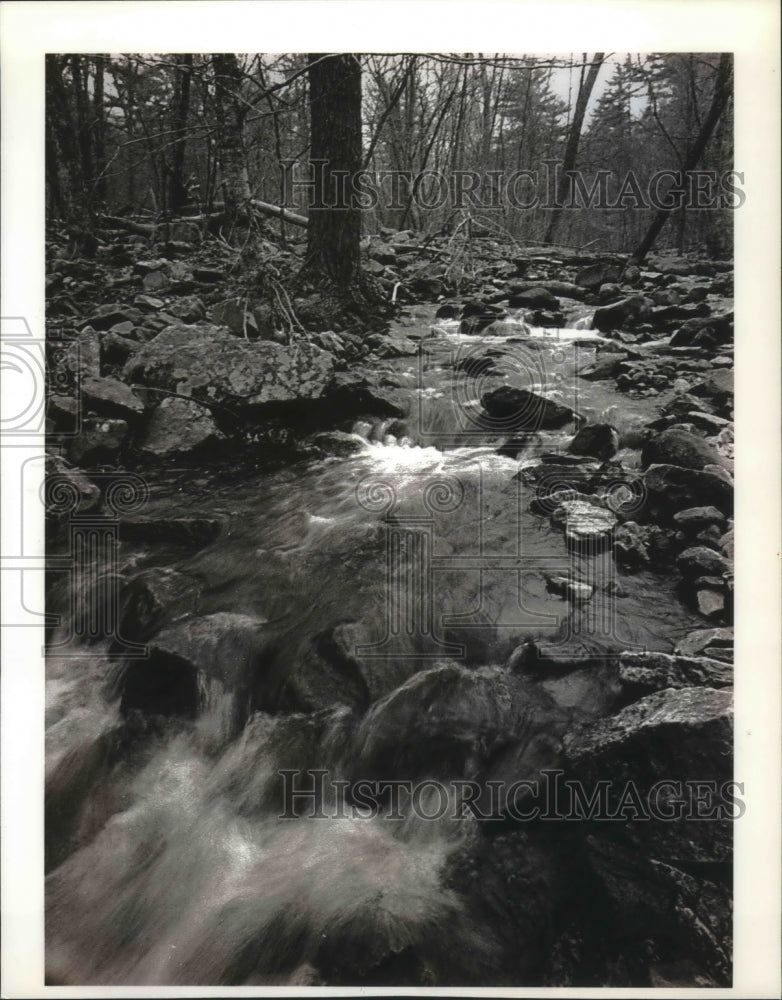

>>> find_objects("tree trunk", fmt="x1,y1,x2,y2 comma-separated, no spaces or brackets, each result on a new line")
168,54,193,214
93,56,107,203
303,53,363,290
212,53,251,227
630,54,733,264
545,53,605,243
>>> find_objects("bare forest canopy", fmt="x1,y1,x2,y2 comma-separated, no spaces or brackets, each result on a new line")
46,52,734,257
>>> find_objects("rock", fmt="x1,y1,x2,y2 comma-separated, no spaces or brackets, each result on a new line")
649,960,717,988
644,464,733,520
696,588,726,619
618,651,733,696
613,521,650,570
684,411,731,435
353,662,565,784
79,305,142,331
120,612,270,737
597,282,622,303
592,294,648,333
44,455,102,518
641,428,726,472
564,686,734,872
546,576,594,602
52,328,101,385
167,295,206,323
568,423,619,461
508,286,560,310
435,303,458,319
676,546,731,580
575,261,623,291
68,418,128,463
321,380,405,421
577,353,628,381
669,311,733,347
673,506,727,533
139,396,223,457
124,323,335,410
133,294,165,311
81,375,145,419
305,430,366,458
674,627,733,658
117,517,221,547
690,369,733,402
101,330,139,365
481,386,576,430
553,500,617,550
47,394,80,430
115,567,201,646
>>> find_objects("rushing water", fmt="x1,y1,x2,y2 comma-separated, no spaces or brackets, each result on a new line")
45,312,702,985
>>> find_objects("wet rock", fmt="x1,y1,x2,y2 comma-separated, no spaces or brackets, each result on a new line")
115,567,202,646
568,423,619,461
592,294,648,333
69,418,128,463
321,380,405,421
546,576,594,602
508,286,560,310
553,500,617,551
481,386,576,431
305,430,366,458
676,546,731,580
644,464,733,520
641,428,726,472
618,651,733,697
120,612,270,736
81,375,145,419
125,323,335,409
139,396,223,457
354,662,566,783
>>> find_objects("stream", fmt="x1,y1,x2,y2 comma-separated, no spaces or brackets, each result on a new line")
45,305,704,986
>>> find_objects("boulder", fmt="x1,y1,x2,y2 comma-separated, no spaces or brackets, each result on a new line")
139,396,223,457
676,546,731,580
114,567,202,647
481,386,576,431
577,353,628,381
675,627,733,659
618,651,733,697
546,576,594,603
643,464,733,520
353,662,566,784
68,418,128,463
568,423,619,461
672,506,727,533
575,261,624,291
641,428,727,472
43,455,102,518
592,294,648,333
613,521,651,570
120,612,270,737
124,323,335,410
81,375,145,419
690,369,733,402
507,286,560,311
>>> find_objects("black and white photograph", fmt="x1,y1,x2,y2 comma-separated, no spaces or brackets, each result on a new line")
1,2,780,995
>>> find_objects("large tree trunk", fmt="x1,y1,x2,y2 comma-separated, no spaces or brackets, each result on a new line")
168,54,194,214
303,53,363,290
630,54,733,264
545,53,605,244
212,53,251,228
